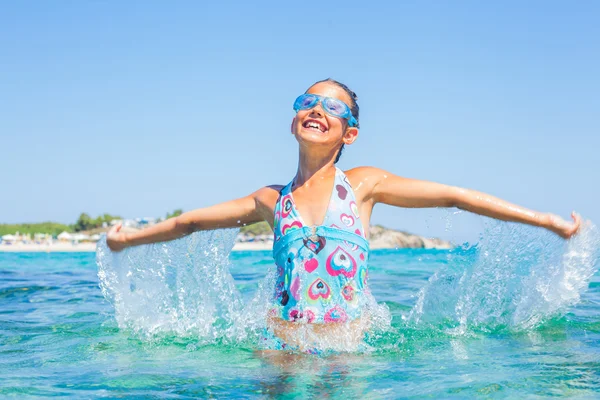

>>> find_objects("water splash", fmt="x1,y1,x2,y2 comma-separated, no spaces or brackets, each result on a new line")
97,230,390,352
406,220,600,334
96,229,265,343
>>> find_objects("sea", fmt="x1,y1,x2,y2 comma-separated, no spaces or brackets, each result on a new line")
2,220,600,398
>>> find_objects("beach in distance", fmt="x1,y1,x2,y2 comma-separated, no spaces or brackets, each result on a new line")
0,225,452,252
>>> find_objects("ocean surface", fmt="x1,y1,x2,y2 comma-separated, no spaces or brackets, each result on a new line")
2,221,600,398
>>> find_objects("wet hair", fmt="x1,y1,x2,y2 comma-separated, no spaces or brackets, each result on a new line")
307,78,360,164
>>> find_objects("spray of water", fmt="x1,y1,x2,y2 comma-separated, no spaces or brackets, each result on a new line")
406,219,600,334
97,229,390,352
97,218,598,352
96,229,264,343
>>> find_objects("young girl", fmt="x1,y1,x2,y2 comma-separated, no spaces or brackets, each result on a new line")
107,78,581,352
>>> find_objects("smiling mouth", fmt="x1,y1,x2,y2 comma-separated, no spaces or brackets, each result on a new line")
303,119,327,133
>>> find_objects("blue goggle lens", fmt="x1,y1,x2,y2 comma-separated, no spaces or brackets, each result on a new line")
295,94,318,110
322,97,347,115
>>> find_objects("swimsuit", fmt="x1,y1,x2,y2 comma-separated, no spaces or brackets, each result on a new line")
270,168,370,324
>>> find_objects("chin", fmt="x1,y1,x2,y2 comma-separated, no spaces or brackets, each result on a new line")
300,126,330,137
297,132,330,145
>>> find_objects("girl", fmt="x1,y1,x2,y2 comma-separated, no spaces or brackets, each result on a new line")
107,78,581,352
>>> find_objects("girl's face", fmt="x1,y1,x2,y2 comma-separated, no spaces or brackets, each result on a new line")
291,82,358,151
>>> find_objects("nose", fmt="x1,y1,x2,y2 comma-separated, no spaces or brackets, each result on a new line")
309,101,325,117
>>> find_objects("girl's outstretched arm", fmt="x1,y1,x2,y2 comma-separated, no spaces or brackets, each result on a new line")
357,167,581,239
106,186,278,251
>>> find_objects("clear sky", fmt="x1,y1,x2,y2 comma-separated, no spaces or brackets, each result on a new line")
1,1,598,242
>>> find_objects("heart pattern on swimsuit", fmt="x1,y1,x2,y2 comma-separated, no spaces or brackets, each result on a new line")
288,308,316,323
324,305,348,323
341,282,355,302
303,308,316,323
282,221,303,235
281,195,294,218
336,184,348,200
326,246,357,278
303,236,326,255
358,266,368,289
304,258,319,273
290,276,300,300
340,213,354,227
343,240,359,251
349,201,359,218
307,278,331,301
280,290,289,306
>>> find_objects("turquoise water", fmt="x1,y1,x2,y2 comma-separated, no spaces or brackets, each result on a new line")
2,222,600,398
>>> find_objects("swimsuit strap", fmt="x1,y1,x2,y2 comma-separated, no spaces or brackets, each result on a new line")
273,181,301,242
322,168,365,238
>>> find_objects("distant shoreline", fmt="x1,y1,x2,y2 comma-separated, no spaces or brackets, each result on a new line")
0,242,274,253
0,225,452,253
0,242,98,252
0,238,452,253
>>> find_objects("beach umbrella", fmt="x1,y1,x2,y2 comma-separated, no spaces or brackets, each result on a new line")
73,234,90,241
57,232,73,240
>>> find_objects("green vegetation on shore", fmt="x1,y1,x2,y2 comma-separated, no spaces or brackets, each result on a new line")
239,221,273,235
0,213,122,236
166,209,183,219
1,209,184,237
73,213,122,232
0,223,73,236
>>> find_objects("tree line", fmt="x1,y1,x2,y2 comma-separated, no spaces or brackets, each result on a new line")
0,209,184,236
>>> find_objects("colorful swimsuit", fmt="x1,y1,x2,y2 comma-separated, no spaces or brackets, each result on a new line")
271,168,370,324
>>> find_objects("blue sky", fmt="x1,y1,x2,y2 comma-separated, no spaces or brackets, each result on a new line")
1,1,598,242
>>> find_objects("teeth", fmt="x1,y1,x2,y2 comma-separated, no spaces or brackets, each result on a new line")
305,121,324,132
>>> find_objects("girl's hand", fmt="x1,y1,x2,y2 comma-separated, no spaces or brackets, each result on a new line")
545,212,582,239
106,223,128,251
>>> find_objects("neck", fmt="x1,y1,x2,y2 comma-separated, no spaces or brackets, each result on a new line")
295,149,338,186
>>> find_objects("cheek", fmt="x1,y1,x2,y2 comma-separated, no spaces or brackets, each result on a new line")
292,111,309,132
326,116,344,132
291,115,301,134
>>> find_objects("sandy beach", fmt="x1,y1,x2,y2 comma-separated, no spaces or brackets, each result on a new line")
0,242,98,252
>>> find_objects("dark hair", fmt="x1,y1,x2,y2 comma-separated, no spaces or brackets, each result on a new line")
307,78,360,163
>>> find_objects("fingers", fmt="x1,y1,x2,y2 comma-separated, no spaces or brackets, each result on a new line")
108,223,122,235
570,211,582,236
106,223,126,252
561,211,582,239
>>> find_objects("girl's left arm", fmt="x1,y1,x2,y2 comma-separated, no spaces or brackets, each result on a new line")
359,167,581,239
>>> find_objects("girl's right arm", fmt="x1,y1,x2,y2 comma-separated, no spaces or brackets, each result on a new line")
106,186,279,251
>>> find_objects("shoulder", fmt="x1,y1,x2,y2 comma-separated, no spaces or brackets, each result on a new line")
341,166,393,202
343,166,391,189
253,185,285,206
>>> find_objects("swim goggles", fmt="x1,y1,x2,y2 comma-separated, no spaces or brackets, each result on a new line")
293,94,358,127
